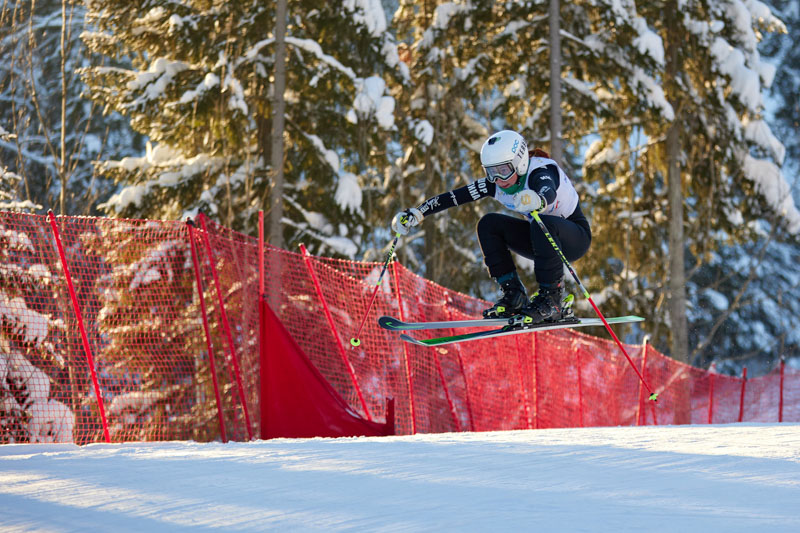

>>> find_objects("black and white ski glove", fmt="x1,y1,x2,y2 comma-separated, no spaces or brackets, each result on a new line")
512,190,546,213
391,207,424,235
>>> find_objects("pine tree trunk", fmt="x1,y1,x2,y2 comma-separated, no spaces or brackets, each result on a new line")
667,125,688,365
665,1,691,423
269,0,287,249
59,0,68,215
424,139,438,282
664,3,688,366
267,0,288,312
548,0,562,165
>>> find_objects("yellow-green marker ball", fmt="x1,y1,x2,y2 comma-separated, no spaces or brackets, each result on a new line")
350,338,361,347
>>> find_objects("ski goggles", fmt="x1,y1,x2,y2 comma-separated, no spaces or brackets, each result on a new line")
483,162,516,183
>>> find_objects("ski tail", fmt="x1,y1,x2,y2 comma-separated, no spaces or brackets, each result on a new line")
378,315,509,331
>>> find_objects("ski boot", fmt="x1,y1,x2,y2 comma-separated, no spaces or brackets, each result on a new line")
512,279,575,327
482,271,528,319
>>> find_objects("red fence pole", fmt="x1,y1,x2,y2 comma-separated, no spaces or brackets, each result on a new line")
392,262,416,434
779,358,785,423
299,244,372,420
456,353,475,431
197,214,253,440
707,372,715,425
187,221,227,443
532,333,540,429
640,340,657,426
574,339,584,428
258,211,266,439
258,211,265,297
47,211,111,443
636,336,650,426
650,400,659,426
433,349,461,432
515,336,533,429
445,306,475,432
738,367,748,423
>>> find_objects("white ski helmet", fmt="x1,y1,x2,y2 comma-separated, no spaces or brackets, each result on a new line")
480,130,529,182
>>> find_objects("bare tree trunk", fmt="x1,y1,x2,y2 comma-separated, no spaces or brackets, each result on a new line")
269,0,287,249
667,124,688,363
548,0,562,165
59,0,68,214
665,1,690,423
423,131,437,281
665,6,688,366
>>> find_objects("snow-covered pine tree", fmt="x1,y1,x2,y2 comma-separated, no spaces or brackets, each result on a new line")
389,0,672,304
685,0,800,374
688,234,800,374
762,0,799,172
391,0,795,369
579,0,795,363
389,0,492,294
480,0,673,321
0,217,73,443
0,0,142,215
82,0,404,260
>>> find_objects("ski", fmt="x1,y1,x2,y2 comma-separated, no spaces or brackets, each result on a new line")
378,315,510,331
379,294,579,332
399,315,644,347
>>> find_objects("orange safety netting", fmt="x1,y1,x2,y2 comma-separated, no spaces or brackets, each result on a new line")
1,211,798,444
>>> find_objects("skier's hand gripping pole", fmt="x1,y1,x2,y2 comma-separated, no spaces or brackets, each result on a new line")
531,211,659,401
350,233,401,348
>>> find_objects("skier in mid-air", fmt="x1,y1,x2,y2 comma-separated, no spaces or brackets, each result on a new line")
391,130,591,324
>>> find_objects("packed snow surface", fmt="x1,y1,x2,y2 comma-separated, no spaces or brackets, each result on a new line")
1,424,798,532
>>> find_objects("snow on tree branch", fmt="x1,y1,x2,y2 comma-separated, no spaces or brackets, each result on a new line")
285,37,357,80
742,154,800,234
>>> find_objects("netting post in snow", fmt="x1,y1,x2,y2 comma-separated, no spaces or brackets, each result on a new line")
47,211,110,443
445,304,475,432
197,213,253,440
187,219,227,443
532,332,540,430
739,367,748,423
298,243,371,421
779,359,785,423
574,339,583,428
392,261,416,434
431,345,460,432
708,372,715,425
514,334,533,430
637,337,650,426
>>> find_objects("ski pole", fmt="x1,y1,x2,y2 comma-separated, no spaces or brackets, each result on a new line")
350,233,400,347
531,210,658,401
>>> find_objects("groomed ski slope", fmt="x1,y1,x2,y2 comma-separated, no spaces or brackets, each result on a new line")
1,424,799,532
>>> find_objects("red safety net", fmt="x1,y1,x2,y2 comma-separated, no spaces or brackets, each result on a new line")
1,211,798,444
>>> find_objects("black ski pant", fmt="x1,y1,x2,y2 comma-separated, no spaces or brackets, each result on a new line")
476,208,591,285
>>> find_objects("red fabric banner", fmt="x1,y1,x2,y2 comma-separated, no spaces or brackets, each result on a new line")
259,297,394,439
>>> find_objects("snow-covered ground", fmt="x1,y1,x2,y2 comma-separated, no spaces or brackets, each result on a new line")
1,424,798,532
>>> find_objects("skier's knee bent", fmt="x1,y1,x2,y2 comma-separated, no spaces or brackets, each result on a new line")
476,212,507,242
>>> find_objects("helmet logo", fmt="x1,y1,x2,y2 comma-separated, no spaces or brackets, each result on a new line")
511,139,519,154
488,136,500,145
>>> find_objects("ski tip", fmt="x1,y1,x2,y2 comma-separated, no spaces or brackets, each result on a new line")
621,315,646,322
378,316,399,330
399,333,427,346
349,338,361,347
